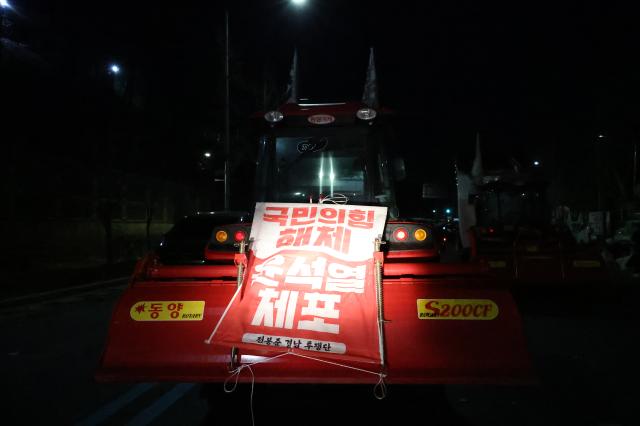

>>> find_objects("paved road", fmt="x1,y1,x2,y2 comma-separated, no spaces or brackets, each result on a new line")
1,279,637,425
0,281,209,425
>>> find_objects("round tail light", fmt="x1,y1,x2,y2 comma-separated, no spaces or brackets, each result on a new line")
393,227,408,241
234,230,247,242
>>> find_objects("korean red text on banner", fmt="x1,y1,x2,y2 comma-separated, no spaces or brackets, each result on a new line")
210,203,387,365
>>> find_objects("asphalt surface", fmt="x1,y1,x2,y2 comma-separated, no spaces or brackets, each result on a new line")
0,274,638,425
0,261,136,300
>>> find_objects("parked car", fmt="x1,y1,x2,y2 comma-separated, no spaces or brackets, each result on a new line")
156,211,251,264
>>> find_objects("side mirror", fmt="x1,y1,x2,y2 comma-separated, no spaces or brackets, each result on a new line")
393,158,406,181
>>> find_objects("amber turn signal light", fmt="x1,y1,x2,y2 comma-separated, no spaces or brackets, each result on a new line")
215,230,228,243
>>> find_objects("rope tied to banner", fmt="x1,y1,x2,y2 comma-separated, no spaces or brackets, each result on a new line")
221,350,387,426
374,373,388,400
374,237,388,376
222,350,387,414
229,238,249,371
319,193,349,204
210,203,391,424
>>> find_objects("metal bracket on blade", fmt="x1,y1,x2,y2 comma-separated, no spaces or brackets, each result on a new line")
229,238,248,371
374,237,388,373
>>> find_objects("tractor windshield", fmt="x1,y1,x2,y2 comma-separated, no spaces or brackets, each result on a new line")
255,126,396,210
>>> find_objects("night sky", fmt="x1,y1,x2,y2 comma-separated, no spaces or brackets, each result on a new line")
4,0,640,212
3,5,640,422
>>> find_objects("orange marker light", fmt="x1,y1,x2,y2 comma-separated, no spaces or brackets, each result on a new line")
414,228,428,241
215,230,228,243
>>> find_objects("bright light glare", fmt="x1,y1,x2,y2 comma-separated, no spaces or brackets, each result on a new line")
0,0,10,9
329,155,334,196
394,228,408,241
291,0,307,5
533,160,540,166
204,152,211,158
318,154,324,194
109,64,120,74
445,208,452,214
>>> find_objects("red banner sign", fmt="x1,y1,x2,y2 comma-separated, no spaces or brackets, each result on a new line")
210,203,388,364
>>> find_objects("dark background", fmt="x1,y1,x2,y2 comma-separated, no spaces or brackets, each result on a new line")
2,0,640,269
2,4,640,424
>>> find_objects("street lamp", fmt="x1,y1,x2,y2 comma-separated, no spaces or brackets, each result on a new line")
107,63,126,96
1,0,11,40
291,0,307,5
634,142,638,196
593,132,608,239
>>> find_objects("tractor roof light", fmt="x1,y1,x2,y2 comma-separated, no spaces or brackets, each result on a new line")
215,230,228,243
356,108,377,121
264,110,284,123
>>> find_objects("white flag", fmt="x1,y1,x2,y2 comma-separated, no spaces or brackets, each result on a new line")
362,47,379,108
471,132,483,183
286,49,298,104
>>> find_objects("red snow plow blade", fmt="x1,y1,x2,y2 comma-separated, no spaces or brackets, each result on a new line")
96,261,533,384
478,231,608,284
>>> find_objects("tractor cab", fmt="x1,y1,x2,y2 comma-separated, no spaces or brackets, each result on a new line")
254,102,399,213
208,101,439,260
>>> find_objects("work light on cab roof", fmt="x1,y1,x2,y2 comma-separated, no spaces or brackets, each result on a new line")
356,107,377,121
264,110,284,123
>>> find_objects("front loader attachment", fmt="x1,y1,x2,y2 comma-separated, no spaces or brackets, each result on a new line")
96,261,533,384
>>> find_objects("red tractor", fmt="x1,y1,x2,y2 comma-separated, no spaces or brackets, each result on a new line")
96,99,532,385
465,169,608,285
